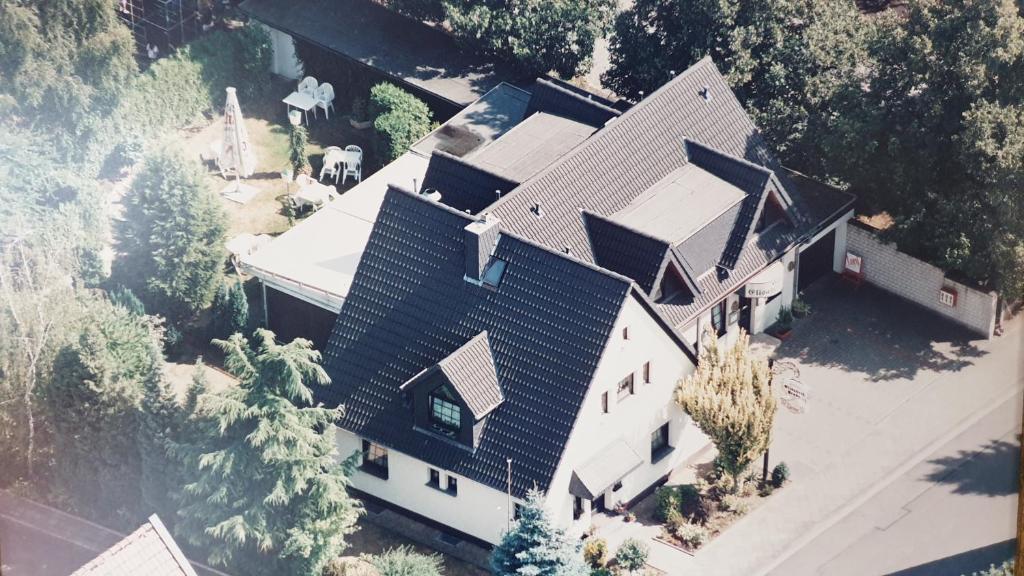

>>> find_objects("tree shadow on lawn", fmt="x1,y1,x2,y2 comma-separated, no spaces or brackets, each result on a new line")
778,276,986,382
922,435,1020,497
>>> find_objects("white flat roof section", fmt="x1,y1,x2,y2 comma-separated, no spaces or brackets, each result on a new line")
613,165,747,244
242,152,430,312
244,84,534,312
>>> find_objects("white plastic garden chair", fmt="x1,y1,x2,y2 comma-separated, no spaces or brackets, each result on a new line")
341,145,362,185
313,83,335,119
319,146,343,183
297,76,318,97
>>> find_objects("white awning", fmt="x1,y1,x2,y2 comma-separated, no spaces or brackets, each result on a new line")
569,439,643,500
745,260,785,298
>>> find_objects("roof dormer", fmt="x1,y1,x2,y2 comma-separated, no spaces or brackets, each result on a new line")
400,332,503,449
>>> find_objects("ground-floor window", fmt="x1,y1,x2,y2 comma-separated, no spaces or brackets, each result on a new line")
650,422,671,462
361,440,389,479
447,475,458,496
428,468,440,488
711,300,728,337
573,496,584,520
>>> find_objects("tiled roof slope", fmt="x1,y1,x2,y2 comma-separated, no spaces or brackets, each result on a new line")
322,187,636,497
584,211,670,294
419,331,504,419
524,77,622,127
420,151,519,214
488,57,807,262
72,515,197,576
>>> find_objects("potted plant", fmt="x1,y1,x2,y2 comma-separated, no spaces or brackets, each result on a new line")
792,297,811,318
349,96,372,130
773,306,794,339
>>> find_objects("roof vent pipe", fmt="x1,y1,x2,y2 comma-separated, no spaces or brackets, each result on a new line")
531,203,544,217
495,189,502,200
700,85,712,101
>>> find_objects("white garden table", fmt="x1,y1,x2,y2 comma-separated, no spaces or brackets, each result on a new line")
283,91,317,125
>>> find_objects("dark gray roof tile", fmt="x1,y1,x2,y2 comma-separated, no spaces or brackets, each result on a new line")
420,151,519,214
524,77,622,128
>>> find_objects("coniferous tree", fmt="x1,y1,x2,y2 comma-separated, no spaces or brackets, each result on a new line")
211,280,249,339
490,489,589,576
674,329,776,488
175,330,361,576
116,146,227,324
46,302,165,528
139,344,186,529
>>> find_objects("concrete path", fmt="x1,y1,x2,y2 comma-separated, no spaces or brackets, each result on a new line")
677,280,1023,575
770,388,1020,575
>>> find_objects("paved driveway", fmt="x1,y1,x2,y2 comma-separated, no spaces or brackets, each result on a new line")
685,277,1023,576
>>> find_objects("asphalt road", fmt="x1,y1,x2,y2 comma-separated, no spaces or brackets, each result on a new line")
770,390,1021,576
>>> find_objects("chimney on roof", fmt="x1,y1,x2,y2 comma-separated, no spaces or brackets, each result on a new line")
421,188,442,202
700,85,712,101
464,212,501,283
531,203,544,217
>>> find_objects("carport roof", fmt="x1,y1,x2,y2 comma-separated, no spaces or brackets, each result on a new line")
240,0,513,107
569,439,644,500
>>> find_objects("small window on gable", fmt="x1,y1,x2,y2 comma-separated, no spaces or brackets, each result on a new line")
482,257,507,288
756,194,787,232
622,326,630,340
643,361,651,384
447,475,458,495
428,468,440,488
601,391,609,414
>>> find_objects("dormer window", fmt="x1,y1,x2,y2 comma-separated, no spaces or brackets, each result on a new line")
429,385,461,437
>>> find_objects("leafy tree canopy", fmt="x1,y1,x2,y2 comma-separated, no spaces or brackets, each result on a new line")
602,0,869,168
444,0,616,78
175,330,361,576
674,330,775,485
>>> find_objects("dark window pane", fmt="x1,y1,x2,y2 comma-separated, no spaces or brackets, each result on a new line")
643,361,651,383
482,257,507,287
429,388,461,436
361,440,389,479
447,476,458,495
617,374,635,401
429,468,440,487
650,423,672,462
601,392,609,414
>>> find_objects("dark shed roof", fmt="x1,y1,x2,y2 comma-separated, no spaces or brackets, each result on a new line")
524,77,622,128
239,0,511,107
420,151,519,214
322,187,640,497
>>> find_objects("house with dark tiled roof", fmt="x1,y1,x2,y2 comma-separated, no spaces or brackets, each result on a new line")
246,57,854,545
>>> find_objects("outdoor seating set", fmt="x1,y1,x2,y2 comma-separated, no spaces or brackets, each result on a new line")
319,145,362,185
284,173,338,213
283,76,335,125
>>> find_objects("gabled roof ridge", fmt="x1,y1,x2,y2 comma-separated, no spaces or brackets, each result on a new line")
532,77,622,117
683,138,775,181
386,184,637,290
581,209,672,248
430,149,521,187
486,57,720,214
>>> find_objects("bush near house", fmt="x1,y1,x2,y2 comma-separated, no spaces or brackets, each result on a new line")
582,537,608,568
614,538,648,575
369,83,432,163
370,546,443,576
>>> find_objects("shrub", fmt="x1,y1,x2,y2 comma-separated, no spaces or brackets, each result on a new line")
776,306,794,331
720,494,749,515
322,557,378,576
674,521,709,549
966,560,1015,576
102,136,145,178
614,538,648,575
771,462,790,488
664,507,685,534
351,96,369,122
370,83,432,163
370,546,442,576
591,569,613,576
654,486,680,522
109,285,146,317
289,124,313,176
211,280,250,339
792,297,811,318
582,538,607,568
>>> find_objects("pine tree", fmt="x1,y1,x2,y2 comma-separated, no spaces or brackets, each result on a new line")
490,489,589,576
139,346,185,529
211,280,249,339
675,330,776,487
175,329,361,576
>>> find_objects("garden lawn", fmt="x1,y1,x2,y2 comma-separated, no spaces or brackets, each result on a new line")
182,76,383,238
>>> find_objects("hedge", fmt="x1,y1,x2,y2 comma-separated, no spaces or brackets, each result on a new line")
369,83,432,163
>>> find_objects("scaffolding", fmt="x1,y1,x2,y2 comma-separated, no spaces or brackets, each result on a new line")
116,0,203,57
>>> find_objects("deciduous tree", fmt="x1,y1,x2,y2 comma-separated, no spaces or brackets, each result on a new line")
674,330,775,487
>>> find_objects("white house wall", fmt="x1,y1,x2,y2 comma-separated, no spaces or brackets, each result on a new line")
545,295,706,537
335,428,516,545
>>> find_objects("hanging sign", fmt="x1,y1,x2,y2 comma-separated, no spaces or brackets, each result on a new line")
745,261,784,298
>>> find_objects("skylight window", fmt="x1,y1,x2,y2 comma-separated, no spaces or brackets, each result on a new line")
481,257,507,288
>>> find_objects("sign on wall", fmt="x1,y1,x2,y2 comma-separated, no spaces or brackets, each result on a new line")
745,261,784,298
844,252,863,275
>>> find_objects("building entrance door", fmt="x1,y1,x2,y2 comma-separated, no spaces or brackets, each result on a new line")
593,493,606,513
739,296,752,333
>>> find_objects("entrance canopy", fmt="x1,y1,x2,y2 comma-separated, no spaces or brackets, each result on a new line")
569,439,643,500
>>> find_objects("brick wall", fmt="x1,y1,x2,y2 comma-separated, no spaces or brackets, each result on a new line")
846,222,998,338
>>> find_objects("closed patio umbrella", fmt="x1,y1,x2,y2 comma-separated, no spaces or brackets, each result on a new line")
220,86,257,200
